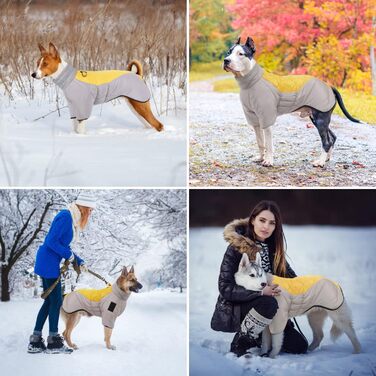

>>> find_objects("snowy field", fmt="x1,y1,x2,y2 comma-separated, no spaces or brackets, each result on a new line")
0,81,186,187
190,226,376,376
0,289,186,376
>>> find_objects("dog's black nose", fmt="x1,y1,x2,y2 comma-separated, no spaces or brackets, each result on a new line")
224,58,230,65
261,282,266,288
31,72,36,78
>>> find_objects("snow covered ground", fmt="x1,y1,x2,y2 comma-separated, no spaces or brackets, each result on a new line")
0,80,186,187
0,289,186,376
190,226,376,376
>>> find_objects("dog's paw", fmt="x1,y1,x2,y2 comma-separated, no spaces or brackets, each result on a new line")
107,345,117,350
268,351,278,359
261,159,273,167
312,159,326,168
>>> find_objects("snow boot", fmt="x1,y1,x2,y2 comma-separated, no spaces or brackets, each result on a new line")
230,332,260,357
27,334,46,354
46,334,73,354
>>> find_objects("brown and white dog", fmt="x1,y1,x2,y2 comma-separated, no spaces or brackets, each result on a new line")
32,43,163,134
61,266,142,350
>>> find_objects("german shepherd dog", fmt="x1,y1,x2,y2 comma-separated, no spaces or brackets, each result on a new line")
61,266,142,350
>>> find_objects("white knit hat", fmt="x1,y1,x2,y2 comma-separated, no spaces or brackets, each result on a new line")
75,193,97,209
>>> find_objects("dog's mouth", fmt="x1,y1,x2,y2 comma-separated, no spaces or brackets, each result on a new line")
223,64,239,74
130,283,143,293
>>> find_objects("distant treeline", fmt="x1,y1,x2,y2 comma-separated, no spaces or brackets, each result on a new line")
190,189,376,226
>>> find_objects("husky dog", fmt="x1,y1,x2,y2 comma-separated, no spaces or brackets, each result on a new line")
235,253,361,358
61,266,142,350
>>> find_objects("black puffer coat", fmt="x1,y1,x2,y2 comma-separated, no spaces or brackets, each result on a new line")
211,218,296,333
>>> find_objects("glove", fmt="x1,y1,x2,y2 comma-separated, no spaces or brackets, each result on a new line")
80,264,88,273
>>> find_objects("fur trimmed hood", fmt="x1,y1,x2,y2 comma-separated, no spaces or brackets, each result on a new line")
223,218,260,260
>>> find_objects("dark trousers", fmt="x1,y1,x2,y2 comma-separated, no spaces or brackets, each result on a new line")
34,278,63,335
240,296,308,354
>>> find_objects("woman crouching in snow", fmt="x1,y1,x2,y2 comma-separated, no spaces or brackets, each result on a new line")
211,200,308,357
27,193,96,354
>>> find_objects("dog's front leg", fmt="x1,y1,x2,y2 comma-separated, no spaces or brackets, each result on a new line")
260,327,272,356
73,119,86,134
269,332,284,359
252,125,265,162
262,127,273,167
104,326,116,350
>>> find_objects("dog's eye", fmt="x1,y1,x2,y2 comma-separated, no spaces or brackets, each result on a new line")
238,52,244,56
249,273,255,277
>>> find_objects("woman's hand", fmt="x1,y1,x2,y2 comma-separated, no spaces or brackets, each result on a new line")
261,284,281,297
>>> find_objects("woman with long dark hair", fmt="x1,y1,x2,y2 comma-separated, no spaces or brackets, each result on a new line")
211,200,308,357
27,193,96,354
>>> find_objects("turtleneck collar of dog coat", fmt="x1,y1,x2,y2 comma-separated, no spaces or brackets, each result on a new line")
53,64,151,121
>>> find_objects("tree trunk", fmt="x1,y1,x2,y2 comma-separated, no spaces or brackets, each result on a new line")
1,266,10,302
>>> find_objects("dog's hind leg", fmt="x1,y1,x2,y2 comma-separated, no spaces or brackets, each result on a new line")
328,303,361,354
307,309,328,351
125,98,164,132
63,312,81,350
310,109,336,167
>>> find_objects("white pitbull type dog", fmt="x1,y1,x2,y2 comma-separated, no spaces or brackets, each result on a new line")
224,37,361,167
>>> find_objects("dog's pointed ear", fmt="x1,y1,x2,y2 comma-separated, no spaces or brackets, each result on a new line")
238,253,250,271
235,36,241,45
121,266,128,277
245,37,256,54
48,42,59,58
129,265,134,274
38,43,46,54
255,252,262,267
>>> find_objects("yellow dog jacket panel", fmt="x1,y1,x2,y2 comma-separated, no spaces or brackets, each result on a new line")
62,283,130,329
262,71,314,94
75,70,131,86
269,275,344,334
272,275,339,296
53,64,150,121
236,63,336,129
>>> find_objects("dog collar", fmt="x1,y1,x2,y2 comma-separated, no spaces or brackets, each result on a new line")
53,64,77,90
235,63,264,90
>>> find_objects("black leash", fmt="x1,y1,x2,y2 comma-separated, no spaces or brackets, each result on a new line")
293,317,308,344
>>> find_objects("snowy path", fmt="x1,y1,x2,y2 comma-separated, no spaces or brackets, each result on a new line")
0,290,186,376
0,93,186,187
189,80,376,187
190,226,376,376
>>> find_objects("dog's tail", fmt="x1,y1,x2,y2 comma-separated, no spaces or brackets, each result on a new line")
127,60,143,77
331,87,361,123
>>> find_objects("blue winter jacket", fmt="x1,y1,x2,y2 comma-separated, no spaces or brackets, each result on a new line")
34,209,84,278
